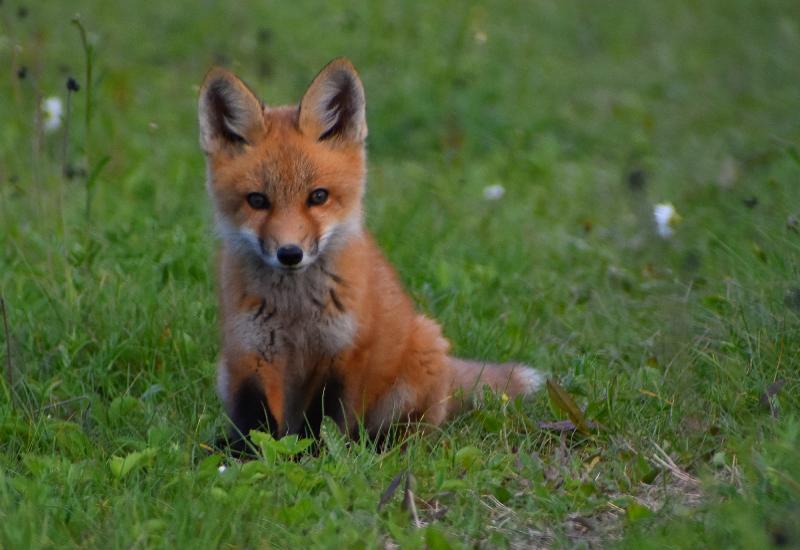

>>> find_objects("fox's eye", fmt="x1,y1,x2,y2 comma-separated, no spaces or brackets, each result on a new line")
246,192,270,210
308,188,329,206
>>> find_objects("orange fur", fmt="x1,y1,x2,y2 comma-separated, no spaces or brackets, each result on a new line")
198,58,543,445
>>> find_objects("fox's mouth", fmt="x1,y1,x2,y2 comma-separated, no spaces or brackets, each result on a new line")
275,264,307,273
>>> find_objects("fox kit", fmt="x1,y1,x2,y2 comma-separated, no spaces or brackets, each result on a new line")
198,58,543,448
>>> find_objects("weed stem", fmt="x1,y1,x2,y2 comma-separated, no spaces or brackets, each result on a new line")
0,296,14,410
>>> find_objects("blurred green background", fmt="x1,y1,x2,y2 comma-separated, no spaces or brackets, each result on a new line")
1,1,799,548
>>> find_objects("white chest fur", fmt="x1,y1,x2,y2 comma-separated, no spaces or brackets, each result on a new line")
229,259,357,372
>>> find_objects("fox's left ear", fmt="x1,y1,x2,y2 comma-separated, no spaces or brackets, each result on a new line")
299,58,367,145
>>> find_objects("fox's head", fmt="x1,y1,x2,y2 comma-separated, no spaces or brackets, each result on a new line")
198,58,367,271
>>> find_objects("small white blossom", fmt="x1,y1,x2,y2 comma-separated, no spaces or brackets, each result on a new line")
218,465,227,474
653,202,680,238
474,30,488,44
41,96,64,133
483,184,505,201
718,156,738,188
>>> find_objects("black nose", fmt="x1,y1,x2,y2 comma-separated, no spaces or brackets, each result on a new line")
276,245,303,266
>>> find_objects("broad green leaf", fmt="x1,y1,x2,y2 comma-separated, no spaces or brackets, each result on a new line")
108,448,156,479
455,446,483,471
626,501,653,522
425,526,453,550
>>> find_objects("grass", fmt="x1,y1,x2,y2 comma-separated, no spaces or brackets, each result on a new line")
1,0,799,547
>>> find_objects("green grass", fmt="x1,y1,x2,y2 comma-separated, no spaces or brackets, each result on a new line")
1,0,799,547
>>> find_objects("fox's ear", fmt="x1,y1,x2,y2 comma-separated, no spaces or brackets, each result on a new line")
299,58,367,145
198,68,265,155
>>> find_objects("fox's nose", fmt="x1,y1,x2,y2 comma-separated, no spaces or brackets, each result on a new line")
276,245,304,266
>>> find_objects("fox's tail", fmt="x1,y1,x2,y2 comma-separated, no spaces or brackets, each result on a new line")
448,357,545,413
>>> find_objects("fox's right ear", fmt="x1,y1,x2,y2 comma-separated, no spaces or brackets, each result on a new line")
198,68,265,155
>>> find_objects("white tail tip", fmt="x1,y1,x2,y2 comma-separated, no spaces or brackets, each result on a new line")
515,366,546,394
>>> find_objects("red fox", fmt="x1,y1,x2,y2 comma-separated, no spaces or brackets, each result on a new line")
198,58,543,448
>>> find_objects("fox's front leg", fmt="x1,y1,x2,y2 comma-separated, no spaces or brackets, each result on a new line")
282,364,356,439
218,353,285,451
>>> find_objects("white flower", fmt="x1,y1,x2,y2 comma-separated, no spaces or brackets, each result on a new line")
218,465,227,474
653,202,680,238
41,96,64,133
483,184,505,201
474,30,488,44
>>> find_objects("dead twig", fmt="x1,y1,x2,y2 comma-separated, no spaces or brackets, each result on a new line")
651,442,700,485
402,472,423,528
